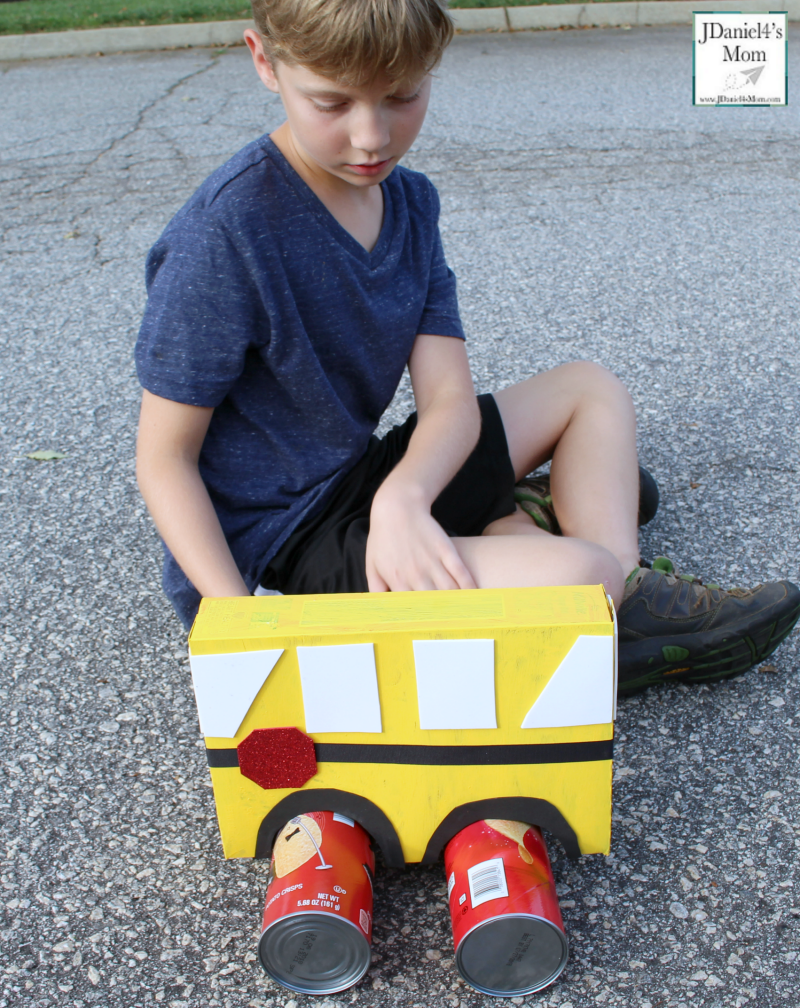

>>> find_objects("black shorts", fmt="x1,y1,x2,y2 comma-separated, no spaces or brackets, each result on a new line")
261,393,517,596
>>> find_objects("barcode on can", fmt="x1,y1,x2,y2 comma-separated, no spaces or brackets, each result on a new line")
467,857,508,908
463,854,507,911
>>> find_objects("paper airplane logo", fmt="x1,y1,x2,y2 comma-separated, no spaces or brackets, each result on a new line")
724,65,765,90
694,11,786,107
741,65,765,85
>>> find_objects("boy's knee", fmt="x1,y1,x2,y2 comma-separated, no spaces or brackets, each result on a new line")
559,359,618,389
559,360,632,410
565,538,625,602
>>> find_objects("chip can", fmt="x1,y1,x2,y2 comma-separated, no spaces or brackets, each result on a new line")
444,819,569,997
258,811,375,994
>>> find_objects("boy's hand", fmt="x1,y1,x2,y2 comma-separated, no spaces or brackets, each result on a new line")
364,333,481,592
366,485,476,592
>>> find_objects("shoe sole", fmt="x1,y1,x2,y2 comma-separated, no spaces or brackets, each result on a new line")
637,465,659,527
618,597,800,695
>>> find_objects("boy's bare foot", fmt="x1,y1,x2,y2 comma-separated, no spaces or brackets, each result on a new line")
617,557,800,694
513,465,659,535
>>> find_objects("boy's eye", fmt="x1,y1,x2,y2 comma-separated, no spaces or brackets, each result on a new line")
309,92,420,113
312,101,347,113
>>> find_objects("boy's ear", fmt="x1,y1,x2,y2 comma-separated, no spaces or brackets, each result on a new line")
244,29,280,94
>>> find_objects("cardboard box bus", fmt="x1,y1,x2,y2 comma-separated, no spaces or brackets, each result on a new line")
188,585,616,867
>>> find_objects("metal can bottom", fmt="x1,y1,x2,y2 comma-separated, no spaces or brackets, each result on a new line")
258,911,371,995
455,913,569,997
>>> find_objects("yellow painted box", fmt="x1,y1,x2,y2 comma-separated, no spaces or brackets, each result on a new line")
188,586,616,866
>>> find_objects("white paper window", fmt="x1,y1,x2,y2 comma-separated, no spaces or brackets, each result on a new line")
189,649,284,738
521,634,615,728
413,638,496,730
297,643,382,734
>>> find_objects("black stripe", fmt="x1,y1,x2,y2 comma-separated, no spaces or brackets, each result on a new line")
206,740,611,769
206,748,240,768
315,741,612,765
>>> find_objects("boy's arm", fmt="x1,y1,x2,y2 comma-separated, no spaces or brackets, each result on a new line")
136,390,250,598
366,334,481,592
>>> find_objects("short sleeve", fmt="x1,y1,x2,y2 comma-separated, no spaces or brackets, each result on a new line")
416,186,465,341
135,211,267,407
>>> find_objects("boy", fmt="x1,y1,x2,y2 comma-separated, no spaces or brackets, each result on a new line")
135,0,799,694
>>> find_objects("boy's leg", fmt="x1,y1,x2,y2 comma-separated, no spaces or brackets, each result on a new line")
449,530,626,602
448,361,639,603
450,363,800,691
486,361,641,579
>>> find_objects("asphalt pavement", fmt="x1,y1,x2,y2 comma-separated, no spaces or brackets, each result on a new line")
2,25,800,1008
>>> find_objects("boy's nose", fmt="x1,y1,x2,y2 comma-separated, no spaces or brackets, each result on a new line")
348,109,390,156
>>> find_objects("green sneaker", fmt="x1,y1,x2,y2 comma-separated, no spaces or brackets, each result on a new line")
513,475,560,534
618,557,800,694
514,465,659,534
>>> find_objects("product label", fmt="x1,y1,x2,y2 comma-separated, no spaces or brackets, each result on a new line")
467,857,509,909
444,820,565,952
261,812,375,942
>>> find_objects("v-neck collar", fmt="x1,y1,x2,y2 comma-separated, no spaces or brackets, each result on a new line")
264,135,394,270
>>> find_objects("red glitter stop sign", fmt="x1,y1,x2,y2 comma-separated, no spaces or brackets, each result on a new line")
237,727,318,790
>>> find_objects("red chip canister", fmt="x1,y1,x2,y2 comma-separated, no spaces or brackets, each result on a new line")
258,811,375,994
444,819,569,996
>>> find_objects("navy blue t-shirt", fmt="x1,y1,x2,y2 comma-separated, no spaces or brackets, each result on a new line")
136,135,464,625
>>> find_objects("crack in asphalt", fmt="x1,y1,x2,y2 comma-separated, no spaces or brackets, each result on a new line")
79,53,220,176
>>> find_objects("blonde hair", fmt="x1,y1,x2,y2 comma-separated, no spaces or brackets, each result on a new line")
250,0,454,86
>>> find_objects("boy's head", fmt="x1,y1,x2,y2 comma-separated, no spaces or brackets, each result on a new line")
245,0,453,189
250,0,453,88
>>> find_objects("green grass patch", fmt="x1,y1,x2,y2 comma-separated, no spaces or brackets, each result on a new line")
0,0,662,35
0,0,252,35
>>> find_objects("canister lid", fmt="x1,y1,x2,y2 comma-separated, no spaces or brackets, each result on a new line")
259,912,371,995
456,913,569,997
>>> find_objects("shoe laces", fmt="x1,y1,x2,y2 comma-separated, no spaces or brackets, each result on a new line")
651,556,723,592
513,478,558,533
648,556,741,592
513,483,552,509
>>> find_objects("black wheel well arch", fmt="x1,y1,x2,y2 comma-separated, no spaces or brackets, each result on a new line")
255,789,406,868
255,792,581,866
420,797,581,862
